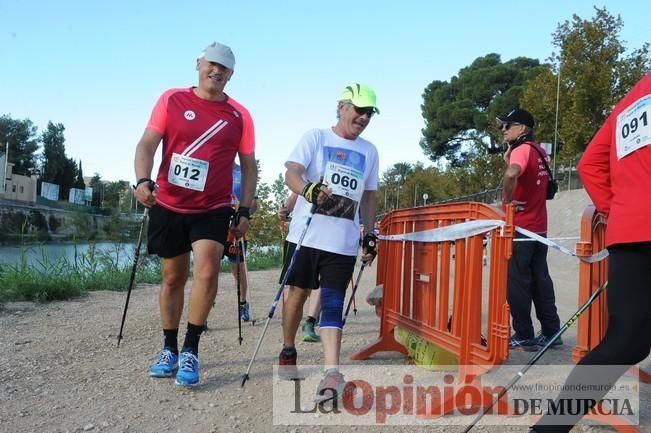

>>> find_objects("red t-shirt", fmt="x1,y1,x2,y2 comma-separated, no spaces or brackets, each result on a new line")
505,141,549,234
578,73,651,246
146,88,255,214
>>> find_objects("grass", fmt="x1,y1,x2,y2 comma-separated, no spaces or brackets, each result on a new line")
0,244,283,304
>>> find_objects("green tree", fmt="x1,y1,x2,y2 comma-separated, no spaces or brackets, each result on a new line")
248,181,283,250
103,181,129,209
271,173,289,208
40,122,67,182
75,160,86,189
522,7,650,158
420,54,544,165
89,173,103,207
40,122,79,199
0,115,40,175
449,141,504,195
59,157,79,200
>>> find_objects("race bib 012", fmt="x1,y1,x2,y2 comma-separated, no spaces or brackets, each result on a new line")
168,152,209,191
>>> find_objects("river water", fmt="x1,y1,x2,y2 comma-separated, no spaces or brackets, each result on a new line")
0,242,138,268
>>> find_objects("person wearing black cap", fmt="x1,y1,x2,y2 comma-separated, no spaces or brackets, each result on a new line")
497,108,561,352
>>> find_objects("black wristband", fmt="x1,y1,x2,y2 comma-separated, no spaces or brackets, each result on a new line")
135,177,152,186
232,206,250,227
133,178,154,191
237,207,250,220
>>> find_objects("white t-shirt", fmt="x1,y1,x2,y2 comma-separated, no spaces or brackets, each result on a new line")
286,128,379,256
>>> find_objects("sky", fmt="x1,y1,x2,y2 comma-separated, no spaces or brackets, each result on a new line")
0,0,648,188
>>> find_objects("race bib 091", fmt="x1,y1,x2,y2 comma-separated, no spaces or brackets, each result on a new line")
615,94,651,160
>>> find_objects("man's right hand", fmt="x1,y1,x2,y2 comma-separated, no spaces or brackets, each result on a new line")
134,179,156,207
278,205,290,222
301,182,330,205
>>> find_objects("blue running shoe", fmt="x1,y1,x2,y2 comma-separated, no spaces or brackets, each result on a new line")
175,351,199,386
239,302,250,322
148,348,178,378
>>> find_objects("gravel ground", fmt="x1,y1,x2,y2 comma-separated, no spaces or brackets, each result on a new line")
1,190,648,433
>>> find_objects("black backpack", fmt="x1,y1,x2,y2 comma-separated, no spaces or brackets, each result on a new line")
527,143,558,200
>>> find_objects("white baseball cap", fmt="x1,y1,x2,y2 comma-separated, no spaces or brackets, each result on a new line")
200,42,235,70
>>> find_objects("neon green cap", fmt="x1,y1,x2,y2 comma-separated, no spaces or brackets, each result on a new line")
340,83,379,114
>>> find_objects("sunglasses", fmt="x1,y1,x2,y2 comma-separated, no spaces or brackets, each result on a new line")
501,122,521,131
351,105,376,118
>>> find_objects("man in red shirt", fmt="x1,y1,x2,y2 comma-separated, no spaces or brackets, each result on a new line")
530,74,651,433
134,41,257,387
499,108,561,352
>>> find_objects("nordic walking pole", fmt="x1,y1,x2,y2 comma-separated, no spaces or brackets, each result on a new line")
239,238,256,326
462,281,608,433
342,263,366,327
241,203,318,387
352,291,358,315
235,238,243,345
116,192,153,347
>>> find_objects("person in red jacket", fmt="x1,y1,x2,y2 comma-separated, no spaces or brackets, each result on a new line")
530,74,651,432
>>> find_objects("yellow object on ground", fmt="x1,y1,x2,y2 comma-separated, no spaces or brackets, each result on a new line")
395,328,458,371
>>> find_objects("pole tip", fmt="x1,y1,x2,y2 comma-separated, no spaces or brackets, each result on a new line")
241,374,249,387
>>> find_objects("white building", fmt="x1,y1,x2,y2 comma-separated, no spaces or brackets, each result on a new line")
1,151,38,204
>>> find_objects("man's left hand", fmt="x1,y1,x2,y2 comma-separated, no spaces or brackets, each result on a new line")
233,207,250,237
361,232,378,264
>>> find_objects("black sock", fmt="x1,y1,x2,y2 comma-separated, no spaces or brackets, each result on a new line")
181,323,204,355
282,345,296,354
163,329,178,353
305,316,316,325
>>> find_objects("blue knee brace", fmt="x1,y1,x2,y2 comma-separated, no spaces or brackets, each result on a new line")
319,286,345,330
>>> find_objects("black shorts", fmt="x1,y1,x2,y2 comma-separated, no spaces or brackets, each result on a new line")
147,205,232,258
279,242,356,290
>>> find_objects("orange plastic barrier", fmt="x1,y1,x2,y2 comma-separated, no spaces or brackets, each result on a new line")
352,202,515,416
572,205,649,432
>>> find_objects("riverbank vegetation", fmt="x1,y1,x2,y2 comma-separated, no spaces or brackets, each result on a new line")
0,244,283,304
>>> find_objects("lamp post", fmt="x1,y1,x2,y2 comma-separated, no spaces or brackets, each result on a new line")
423,193,429,206
552,62,561,179
396,184,401,209
3,141,8,195
414,184,419,207
384,187,388,211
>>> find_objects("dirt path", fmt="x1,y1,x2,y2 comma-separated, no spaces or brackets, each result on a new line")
1,190,648,433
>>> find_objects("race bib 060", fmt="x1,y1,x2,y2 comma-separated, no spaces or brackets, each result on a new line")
168,152,209,191
322,147,365,202
615,94,651,160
